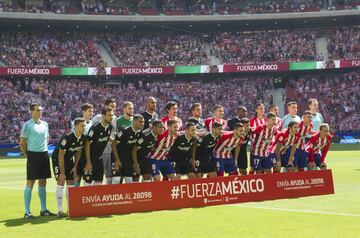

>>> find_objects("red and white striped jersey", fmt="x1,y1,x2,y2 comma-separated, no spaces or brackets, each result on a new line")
251,124,278,157
161,116,183,131
214,132,245,159
268,128,299,154
250,116,267,128
296,121,314,150
275,116,283,131
147,130,177,160
306,133,332,163
204,117,227,131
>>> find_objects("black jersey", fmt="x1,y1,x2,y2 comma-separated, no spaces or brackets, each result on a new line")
169,133,197,162
227,117,242,131
87,121,112,160
52,131,86,161
195,132,219,160
114,126,141,159
136,128,157,159
187,117,206,132
142,111,159,130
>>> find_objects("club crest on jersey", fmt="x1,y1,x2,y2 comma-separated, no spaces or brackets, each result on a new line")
138,138,144,144
117,131,123,137
61,139,67,146
88,130,94,137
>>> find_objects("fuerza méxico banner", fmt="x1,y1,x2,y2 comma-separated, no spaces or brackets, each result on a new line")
68,170,334,218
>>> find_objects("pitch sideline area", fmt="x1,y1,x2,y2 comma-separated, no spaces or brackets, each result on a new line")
0,145,359,238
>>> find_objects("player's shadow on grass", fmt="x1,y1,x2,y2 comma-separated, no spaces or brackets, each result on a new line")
1,216,60,227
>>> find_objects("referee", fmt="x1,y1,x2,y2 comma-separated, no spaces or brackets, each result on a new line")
20,103,55,219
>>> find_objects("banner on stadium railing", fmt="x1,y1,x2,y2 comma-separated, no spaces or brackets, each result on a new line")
0,67,62,76
338,59,360,68
107,66,174,75
222,63,289,72
68,170,334,218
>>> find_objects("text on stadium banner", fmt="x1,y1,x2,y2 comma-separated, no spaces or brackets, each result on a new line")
68,170,334,218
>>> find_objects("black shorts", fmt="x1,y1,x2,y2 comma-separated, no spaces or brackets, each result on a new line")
237,148,248,170
51,155,75,181
174,160,194,175
120,155,133,177
195,157,216,174
91,157,104,182
76,149,86,176
26,151,51,180
138,157,151,175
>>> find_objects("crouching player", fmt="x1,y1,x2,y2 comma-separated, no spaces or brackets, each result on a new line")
290,111,316,171
306,124,332,170
147,120,179,181
169,122,198,179
213,123,245,176
52,118,86,217
267,121,299,173
191,122,223,178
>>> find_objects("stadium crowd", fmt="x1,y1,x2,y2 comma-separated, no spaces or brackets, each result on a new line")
0,27,358,67
2,72,360,144
0,32,104,67
2,0,358,15
286,72,360,132
0,76,273,143
105,33,208,66
209,30,317,64
327,26,360,59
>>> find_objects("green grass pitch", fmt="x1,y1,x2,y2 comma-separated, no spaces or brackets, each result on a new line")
1,144,359,238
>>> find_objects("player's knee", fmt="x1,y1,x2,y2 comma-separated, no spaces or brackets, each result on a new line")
38,179,46,186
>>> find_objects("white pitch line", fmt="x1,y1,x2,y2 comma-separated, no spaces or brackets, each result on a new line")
231,204,360,218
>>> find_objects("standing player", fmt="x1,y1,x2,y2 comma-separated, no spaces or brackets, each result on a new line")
250,113,278,174
116,101,134,131
191,122,223,178
147,120,179,181
227,106,247,131
306,124,332,170
85,107,114,185
250,103,266,128
269,104,282,131
282,102,301,129
205,104,227,131
161,101,183,131
238,118,251,175
290,111,315,171
73,103,93,187
308,99,324,142
142,97,159,130
169,122,198,179
187,103,206,132
111,115,144,184
213,123,245,176
20,103,55,218
267,121,299,173
91,99,117,185
52,118,86,217
131,120,164,182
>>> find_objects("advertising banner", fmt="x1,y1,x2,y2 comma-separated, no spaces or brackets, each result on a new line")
0,67,61,76
68,170,334,218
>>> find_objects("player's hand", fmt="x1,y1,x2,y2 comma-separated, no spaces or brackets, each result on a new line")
191,159,196,170
114,160,121,171
308,162,315,170
133,163,140,175
85,162,92,173
58,173,66,185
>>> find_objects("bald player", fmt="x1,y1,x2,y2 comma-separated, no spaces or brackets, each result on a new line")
142,97,159,130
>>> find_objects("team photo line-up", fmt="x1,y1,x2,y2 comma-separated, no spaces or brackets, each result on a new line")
19,97,331,218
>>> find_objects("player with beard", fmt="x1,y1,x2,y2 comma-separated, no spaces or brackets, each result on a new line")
142,97,159,130
187,103,206,132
